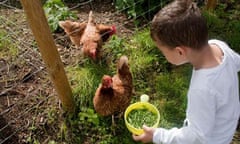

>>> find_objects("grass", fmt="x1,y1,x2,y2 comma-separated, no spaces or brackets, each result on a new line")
60,29,191,143
127,109,158,128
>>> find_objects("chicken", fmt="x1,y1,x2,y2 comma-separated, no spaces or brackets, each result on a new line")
93,55,133,117
59,11,116,60
59,20,87,48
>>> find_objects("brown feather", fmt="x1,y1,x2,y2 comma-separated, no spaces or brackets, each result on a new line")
59,20,87,47
93,56,133,116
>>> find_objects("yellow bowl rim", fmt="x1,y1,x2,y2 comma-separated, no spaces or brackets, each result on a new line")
124,102,160,135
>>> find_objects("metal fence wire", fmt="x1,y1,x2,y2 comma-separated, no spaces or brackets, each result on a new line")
0,0,160,143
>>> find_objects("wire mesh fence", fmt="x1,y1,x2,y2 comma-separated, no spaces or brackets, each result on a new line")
0,0,239,144
0,0,158,143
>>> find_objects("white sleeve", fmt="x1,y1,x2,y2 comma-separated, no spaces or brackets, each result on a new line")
229,49,240,72
153,127,203,144
209,39,240,71
223,44,240,71
153,89,216,144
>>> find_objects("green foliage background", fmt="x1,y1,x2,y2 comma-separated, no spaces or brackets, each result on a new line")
202,3,240,52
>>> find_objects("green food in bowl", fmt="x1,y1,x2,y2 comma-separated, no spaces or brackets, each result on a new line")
127,108,158,129
124,101,160,135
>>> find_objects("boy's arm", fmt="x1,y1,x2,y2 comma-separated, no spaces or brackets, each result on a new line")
153,127,203,144
153,89,215,144
223,42,240,71
230,50,240,72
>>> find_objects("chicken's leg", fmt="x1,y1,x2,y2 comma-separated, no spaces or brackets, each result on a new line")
111,114,116,135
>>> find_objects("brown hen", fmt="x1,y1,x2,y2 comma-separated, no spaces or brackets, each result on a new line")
59,20,87,48
59,11,116,60
93,55,133,117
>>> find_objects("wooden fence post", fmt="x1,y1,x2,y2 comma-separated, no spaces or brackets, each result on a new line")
20,0,75,112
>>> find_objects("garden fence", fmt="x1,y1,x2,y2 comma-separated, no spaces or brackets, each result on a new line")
0,0,159,143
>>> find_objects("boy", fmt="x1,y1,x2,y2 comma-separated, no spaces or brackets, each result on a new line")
133,0,240,143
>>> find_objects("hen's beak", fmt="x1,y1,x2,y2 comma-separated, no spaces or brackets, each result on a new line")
89,49,97,60
109,82,113,88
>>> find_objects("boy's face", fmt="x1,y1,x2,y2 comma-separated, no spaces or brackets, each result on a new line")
155,41,188,65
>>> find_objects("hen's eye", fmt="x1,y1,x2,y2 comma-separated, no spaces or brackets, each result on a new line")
79,43,83,48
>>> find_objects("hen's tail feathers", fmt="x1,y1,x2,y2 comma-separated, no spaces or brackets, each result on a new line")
59,21,66,29
88,11,94,24
117,56,130,75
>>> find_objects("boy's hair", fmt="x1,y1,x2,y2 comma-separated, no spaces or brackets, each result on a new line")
150,0,208,50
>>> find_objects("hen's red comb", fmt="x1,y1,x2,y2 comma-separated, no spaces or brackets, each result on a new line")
110,25,116,35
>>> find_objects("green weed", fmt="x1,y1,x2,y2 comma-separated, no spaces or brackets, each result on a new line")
43,0,77,32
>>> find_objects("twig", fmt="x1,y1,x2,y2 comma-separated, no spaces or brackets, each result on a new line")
0,0,8,5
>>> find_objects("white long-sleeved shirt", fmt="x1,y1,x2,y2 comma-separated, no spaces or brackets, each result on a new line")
153,40,240,144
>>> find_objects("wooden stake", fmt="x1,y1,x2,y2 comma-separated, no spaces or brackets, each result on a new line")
20,0,75,112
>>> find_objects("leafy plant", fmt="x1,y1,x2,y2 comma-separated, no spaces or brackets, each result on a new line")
78,108,99,126
102,35,127,65
114,0,169,22
43,0,77,32
114,0,145,19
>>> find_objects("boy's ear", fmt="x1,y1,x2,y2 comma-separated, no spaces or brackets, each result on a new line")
176,46,187,56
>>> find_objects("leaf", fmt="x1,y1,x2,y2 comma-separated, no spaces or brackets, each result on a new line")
43,0,77,32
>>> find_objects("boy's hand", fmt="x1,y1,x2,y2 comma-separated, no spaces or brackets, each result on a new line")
132,125,156,143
